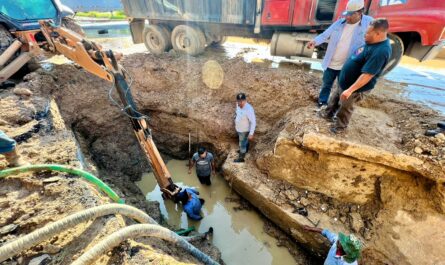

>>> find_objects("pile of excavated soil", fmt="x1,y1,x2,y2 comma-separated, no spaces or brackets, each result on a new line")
4,51,444,264
0,71,221,264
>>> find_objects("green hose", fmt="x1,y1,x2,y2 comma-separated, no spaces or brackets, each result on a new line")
0,164,125,204
175,226,195,236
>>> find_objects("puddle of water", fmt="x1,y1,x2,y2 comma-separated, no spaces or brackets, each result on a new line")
136,159,296,265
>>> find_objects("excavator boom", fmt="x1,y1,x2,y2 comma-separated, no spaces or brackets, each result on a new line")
0,20,180,200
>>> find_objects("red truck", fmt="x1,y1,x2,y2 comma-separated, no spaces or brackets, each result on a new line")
123,0,445,72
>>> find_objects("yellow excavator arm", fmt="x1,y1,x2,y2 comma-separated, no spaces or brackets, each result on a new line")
0,20,181,200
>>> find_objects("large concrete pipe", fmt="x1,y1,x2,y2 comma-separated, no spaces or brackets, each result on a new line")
270,32,316,58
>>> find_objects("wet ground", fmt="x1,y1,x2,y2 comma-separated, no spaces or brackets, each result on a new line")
136,160,296,265
82,23,445,115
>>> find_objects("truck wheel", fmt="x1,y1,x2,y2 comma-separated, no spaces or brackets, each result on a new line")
212,36,227,46
143,25,172,55
171,25,205,56
382,33,404,76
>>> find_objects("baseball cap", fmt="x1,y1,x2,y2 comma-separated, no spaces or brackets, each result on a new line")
338,233,363,263
198,147,206,155
236,93,246,101
342,0,364,16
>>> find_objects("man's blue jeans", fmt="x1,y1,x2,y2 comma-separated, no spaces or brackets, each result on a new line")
319,68,341,105
238,132,249,154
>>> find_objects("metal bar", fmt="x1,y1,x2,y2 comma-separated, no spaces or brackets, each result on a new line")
0,52,32,83
0,40,22,68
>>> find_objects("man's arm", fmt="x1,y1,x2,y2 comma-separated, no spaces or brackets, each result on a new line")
340,73,374,101
307,20,341,48
188,154,197,174
247,107,256,140
188,160,195,174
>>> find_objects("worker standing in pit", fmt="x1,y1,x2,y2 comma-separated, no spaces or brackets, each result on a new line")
307,0,373,108
304,226,363,265
178,188,205,221
234,93,256,163
188,146,216,186
320,19,392,134
0,130,28,167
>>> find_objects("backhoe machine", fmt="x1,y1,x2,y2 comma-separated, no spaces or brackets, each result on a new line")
0,0,181,200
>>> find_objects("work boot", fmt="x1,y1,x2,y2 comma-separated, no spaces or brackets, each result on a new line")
233,153,245,163
425,128,444,137
4,149,29,167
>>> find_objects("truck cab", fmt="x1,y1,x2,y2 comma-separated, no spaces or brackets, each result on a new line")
0,0,74,32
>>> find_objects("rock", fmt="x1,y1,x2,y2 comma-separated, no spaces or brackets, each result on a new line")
431,149,439,156
435,133,445,140
43,244,61,254
13,87,33,97
300,198,310,207
349,213,364,233
414,146,423,154
285,189,298,201
42,177,63,184
320,203,328,212
29,254,51,265
0,224,18,235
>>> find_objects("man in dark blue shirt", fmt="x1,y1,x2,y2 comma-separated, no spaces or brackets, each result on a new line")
321,18,392,133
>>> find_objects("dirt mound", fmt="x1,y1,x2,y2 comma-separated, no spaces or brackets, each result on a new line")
0,69,222,264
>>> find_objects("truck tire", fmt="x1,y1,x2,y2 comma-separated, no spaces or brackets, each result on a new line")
62,17,85,37
143,25,172,55
212,36,227,46
171,25,205,56
382,33,404,76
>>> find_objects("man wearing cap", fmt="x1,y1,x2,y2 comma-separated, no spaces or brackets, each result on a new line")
304,226,362,264
234,93,256,163
307,0,373,108
189,146,216,186
178,188,205,221
321,18,392,133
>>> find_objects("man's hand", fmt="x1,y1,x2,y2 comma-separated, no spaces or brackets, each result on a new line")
303,225,323,233
340,89,353,101
188,169,192,175
306,40,316,49
248,134,254,141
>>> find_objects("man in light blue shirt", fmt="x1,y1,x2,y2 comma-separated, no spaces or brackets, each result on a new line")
304,226,363,265
307,0,373,107
234,93,256,163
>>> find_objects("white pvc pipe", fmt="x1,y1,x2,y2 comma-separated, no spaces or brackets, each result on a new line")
0,204,156,262
72,224,219,265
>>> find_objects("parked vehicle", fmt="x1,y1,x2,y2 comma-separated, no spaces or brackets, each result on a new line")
123,0,445,73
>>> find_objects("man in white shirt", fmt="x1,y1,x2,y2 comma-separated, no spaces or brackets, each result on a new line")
234,93,256,163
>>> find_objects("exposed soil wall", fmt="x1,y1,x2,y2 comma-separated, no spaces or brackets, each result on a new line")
3,51,444,264
0,70,221,264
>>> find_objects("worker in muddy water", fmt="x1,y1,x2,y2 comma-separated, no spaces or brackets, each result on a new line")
234,93,256,163
307,0,373,108
0,130,28,167
188,146,216,186
304,225,362,265
320,18,392,134
178,188,205,221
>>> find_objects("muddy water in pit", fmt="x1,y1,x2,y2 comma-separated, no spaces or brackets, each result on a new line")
136,159,296,265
